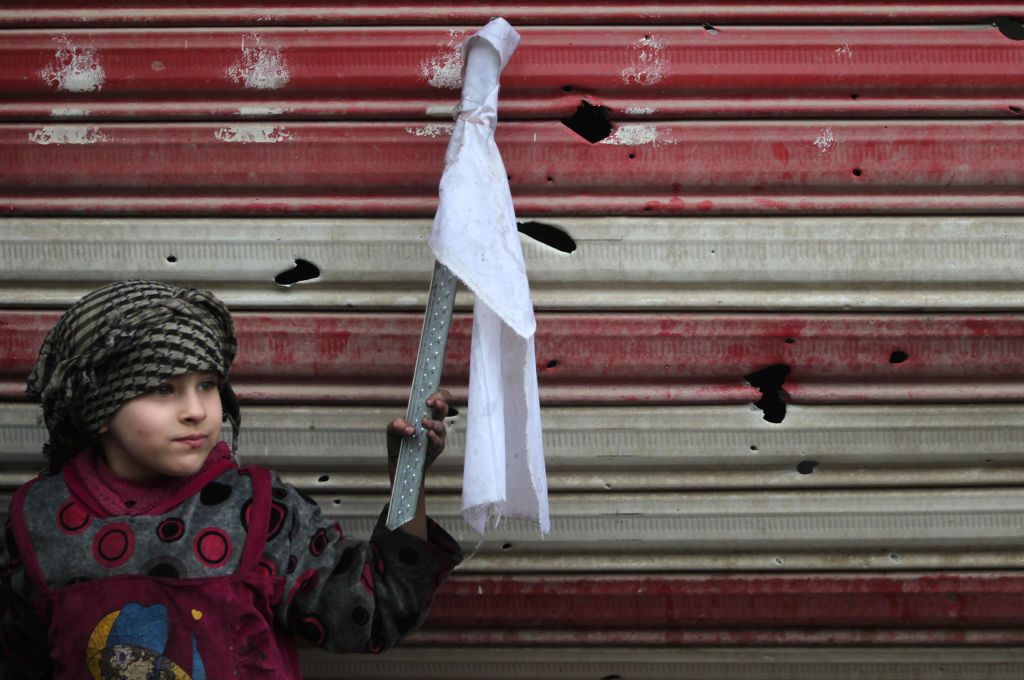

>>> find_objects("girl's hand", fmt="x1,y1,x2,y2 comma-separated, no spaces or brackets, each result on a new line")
386,390,453,474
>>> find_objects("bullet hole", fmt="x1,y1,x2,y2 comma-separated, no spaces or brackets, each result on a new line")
796,460,818,475
627,153,636,159
984,458,993,464
852,168,863,177
518,221,578,253
601,676,623,680
889,350,909,364
501,543,512,550
562,85,574,92
333,499,341,505
275,258,320,286
889,553,901,563
850,93,859,100
318,474,330,483
561,100,613,143
547,359,560,369
784,338,795,344
749,445,758,451
744,363,790,424
124,500,136,508
993,16,1024,40
1011,106,1022,114
166,255,177,263
644,34,652,40
643,206,653,211
702,22,720,35
772,556,784,566
546,176,555,183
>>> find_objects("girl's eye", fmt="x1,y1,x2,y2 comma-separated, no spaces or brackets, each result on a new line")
152,384,173,396
200,380,219,391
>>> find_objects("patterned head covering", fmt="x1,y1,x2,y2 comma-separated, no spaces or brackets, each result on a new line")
26,280,241,473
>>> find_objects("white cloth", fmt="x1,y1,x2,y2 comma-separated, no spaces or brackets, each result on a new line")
428,18,550,535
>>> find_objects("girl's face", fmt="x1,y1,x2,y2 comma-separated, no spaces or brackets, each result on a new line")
99,372,223,480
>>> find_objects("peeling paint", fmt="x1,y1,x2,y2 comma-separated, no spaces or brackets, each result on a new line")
421,30,467,90
625,106,656,116
835,44,854,58
50,107,89,118
601,125,669,146
214,125,291,143
238,106,289,117
29,126,108,145
40,35,105,93
227,33,290,90
622,35,667,87
813,128,838,152
404,124,453,138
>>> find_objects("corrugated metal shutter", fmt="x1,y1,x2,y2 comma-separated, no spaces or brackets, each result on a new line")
3,3,1024,678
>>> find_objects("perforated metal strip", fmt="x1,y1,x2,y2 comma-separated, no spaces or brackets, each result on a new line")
386,261,458,529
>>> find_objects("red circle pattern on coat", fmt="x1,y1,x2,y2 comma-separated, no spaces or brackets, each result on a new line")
57,499,91,535
193,528,232,567
92,522,135,568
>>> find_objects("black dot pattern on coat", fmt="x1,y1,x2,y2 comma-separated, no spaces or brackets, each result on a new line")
295,613,328,646
309,528,329,556
147,563,180,578
351,606,370,626
156,518,185,543
200,481,232,505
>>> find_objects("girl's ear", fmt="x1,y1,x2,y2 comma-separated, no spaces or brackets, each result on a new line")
98,422,109,435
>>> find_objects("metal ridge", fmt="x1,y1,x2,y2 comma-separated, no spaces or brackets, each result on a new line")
299,645,1024,680
7,486,1020,569
3,26,1022,121
5,310,1024,404
3,3,1022,28
4,121,1024,216
426,572,1024,628
6,216,1024,311
7,403,1024,491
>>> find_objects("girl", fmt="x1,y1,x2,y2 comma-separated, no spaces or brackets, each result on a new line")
1,280,461,679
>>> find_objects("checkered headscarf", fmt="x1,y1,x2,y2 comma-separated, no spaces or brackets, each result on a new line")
27,280,241,473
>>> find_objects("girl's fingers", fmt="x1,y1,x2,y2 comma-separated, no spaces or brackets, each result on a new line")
387,418,415,437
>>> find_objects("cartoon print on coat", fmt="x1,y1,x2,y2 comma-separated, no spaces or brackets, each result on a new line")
86,603,206,679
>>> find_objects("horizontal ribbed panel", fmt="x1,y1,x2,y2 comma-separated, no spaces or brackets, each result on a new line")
4,121,1024,215
6,216,1024,311
299,647,1024,675
299,488,1024,571
425,573,1024,629
4,311,1024,404
7,403,1024,490
3,485,1024,570
299,646,1024,680
3,3,1021,27
4,26,1022,120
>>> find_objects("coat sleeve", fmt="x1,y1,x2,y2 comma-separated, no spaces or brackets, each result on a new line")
260,471,462,653
1,519,52,679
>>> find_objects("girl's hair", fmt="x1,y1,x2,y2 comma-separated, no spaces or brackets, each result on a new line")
26,280,241,474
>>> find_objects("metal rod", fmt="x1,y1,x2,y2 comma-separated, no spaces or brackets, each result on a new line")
386,261,458,529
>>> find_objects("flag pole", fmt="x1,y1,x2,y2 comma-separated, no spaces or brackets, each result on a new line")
386,261,458,530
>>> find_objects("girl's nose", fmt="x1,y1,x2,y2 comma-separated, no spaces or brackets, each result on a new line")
180,389,206,422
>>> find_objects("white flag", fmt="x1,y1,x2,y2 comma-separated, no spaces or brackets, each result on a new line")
428,18,550,535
